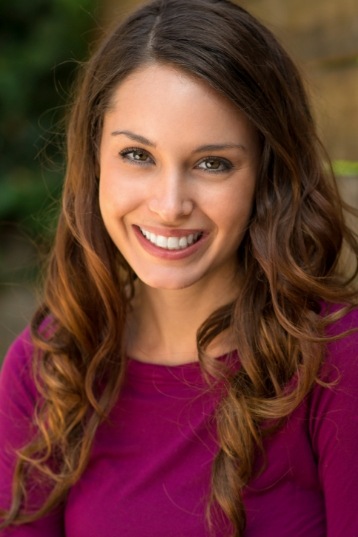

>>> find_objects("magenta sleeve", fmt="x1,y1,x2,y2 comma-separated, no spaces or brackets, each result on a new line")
0,328,65,536
309,308,358,536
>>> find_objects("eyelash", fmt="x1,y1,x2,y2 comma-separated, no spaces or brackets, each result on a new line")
119,147,234,173
119,147,153,165
196,157,233,173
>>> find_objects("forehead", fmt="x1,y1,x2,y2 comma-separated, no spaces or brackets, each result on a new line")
103,63,258,148
109,63,221,108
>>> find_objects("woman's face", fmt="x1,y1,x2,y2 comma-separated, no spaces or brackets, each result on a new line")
99,63,259,292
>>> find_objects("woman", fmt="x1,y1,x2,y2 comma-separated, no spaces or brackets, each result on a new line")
1,0,358,535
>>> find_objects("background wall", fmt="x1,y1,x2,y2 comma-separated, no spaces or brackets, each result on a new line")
1,0,357,360
100,0,358,161
239,0,358,161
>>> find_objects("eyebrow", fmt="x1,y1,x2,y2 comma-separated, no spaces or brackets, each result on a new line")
111,130,246,152
111,130,156,147
194,143,246,153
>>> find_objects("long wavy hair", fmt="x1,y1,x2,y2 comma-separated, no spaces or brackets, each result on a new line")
2,0,358,534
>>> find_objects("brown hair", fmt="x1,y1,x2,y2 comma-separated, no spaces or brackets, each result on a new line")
2,0,357,534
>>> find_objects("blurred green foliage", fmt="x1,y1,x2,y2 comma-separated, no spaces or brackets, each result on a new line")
0,0,97,240
0,0,356,247
333,160,358,177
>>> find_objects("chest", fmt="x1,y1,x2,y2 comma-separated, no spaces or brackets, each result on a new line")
64,374,324,537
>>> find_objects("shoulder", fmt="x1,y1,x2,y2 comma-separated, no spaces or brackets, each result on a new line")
322,301,358,336
320,303,358,380
308,304,358,438
0,326,38,411
306,305,358,531
0,328,39,495
1,326,35,377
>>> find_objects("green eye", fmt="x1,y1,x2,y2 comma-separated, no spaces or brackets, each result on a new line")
197,157,232,172
120,148,153,164
206,158,222,170
132,150,149,161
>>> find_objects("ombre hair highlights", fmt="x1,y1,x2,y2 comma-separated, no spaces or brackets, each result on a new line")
1,1,357,535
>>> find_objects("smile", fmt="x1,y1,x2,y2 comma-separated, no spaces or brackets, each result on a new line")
139,227,203,250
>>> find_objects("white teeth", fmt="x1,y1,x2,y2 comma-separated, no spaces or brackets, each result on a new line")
139,228,201,250
156,235,168,248
167,237,180,250
179,237,188,248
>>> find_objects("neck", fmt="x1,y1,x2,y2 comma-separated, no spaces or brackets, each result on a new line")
126,276,238,365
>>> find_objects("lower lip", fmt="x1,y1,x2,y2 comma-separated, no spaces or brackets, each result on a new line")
133,226,207,260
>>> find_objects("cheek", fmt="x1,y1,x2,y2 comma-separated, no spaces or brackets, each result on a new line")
98,178,115,222
99,173,139,219
215,184,255,235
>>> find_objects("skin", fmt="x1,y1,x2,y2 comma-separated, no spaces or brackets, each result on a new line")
99,63,259,364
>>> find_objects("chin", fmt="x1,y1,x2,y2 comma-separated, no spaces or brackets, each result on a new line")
142,279,195,291
137,271,202,291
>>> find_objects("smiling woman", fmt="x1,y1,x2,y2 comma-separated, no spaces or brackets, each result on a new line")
99,64,258,293
1,1,358,536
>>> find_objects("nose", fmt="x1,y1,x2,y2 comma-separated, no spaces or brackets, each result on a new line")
148,170,194,222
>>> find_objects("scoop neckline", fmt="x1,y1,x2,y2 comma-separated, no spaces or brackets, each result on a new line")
126,351,238,384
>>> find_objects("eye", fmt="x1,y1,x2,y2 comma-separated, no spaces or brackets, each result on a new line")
119,147,153,165
196,157,233,173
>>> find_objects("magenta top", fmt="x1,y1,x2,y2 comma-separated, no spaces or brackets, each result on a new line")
1,307,358,536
